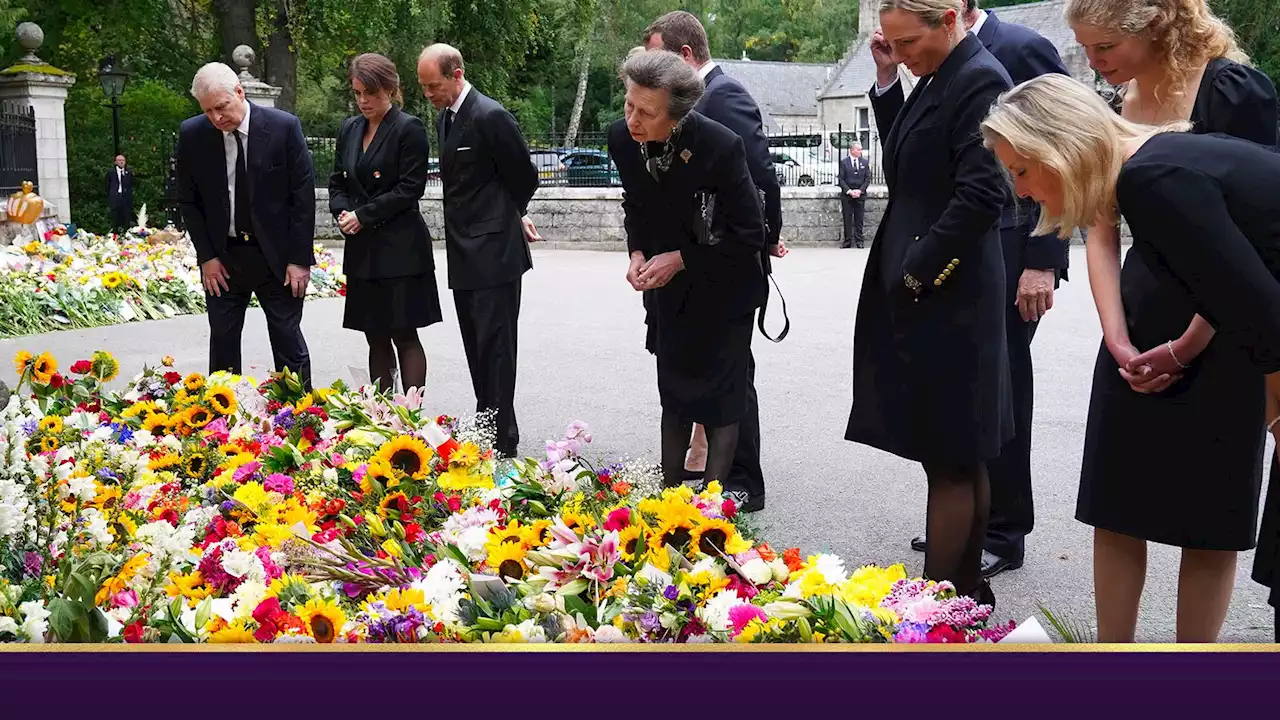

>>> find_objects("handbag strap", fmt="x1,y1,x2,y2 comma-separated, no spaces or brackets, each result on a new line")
757,272,790,343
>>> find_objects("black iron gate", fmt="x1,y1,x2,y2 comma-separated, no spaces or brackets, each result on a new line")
0,101,37,196
158,130,183,230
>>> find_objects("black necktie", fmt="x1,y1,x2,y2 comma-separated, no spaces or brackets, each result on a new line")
442,109,454,140
233,130,252,236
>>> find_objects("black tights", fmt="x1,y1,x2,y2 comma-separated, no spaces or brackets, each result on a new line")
366,330,427,393
922,461,991,600
661,410,738,488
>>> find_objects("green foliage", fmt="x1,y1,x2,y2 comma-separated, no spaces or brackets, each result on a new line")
1037,603,1096,644
64,80,198,233
1213,0,1280,84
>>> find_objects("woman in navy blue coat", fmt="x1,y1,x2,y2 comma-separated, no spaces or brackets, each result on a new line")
845,0,1013,607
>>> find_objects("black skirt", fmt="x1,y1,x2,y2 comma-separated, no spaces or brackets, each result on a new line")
653,309,754,427
343,273,444,333
1076,249,1265,551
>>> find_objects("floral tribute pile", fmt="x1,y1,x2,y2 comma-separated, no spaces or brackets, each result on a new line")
0,350,1018,644
0,223,345,339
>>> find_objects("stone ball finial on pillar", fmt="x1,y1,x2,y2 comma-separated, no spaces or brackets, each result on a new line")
233,45,258,80
17,22,45,65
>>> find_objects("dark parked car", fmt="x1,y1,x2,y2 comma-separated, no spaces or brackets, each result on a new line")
561,149,619,187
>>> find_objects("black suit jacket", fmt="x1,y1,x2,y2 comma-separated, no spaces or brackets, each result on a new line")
176,103,316,281
436,87,539,291
106,167,133,208
608,112,767,320
329,106,434,280
837,155,871,194
845,34,1013,463
696,65,782,255
976,11,1071,276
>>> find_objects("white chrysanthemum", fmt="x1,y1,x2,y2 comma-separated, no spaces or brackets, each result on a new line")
414,559,467,626
66,475,96,502
812,553,848,585
221,548,265,583
698,589,745,634
229,579,268,619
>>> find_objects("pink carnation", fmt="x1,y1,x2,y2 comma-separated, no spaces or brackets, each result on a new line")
728,604,768,637
603,507,631,532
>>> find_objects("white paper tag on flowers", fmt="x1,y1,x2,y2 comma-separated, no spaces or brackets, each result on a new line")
997,616,1054,644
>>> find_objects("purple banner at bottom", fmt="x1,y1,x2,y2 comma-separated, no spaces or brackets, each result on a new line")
2,649,1277,711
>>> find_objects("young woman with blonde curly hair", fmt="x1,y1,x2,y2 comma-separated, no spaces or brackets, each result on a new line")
1059,0,1277,642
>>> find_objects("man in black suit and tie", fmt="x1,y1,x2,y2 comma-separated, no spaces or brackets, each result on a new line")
643,11,785,513
416,44,540,458
837,143,870,248
910,1,1071,578
176,62,315,387
106,154,134,232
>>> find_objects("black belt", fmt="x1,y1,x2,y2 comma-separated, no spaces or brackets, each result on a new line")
227,232,259,246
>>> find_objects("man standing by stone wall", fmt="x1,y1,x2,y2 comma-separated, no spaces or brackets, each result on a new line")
106,154,133,232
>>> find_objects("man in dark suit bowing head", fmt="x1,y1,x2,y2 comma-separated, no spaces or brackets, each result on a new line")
417,43,540,459
909,0,1071,579
176,62,315,388
643,10,785,513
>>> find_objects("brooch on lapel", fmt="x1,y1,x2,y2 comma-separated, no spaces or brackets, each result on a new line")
373,170,381,179
680,149,692,163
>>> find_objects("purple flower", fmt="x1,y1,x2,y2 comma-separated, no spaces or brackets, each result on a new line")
893,622,931,644
232,461,261,484
273,408,296,429
98,468,118,481
220,500,236,513
21,419,36,436
663,585,679,601
638,610,661,632
23,552,42,577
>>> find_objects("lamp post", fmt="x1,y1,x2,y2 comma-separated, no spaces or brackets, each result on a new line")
97,55,131,157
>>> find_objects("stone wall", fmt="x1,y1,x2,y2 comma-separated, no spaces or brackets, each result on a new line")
314,185,1096,249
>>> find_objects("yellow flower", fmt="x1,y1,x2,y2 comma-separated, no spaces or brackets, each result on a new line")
121,401,158,421
840,564,908,609
148,453,181,472
486,540,528,581
90,350,119,382
142,413,169,434
485,519,539,556
183,453,210,478
448,442,481,468
161,355,175,367
101,271,126,289
653,517,695,554
618,523,647,562
437,465,494,492
39,415,64,434
687,518,751,559
298,597,346,643
560,508,596,535
361,587,429,616
208,621,257,643
183,405,214,429
38,436,60,453
360,457,396,494
205,385,237,415
13,350,33,375
253,522,296,549
380,537,404,558
233,481,271,515
264,573,313,602
374,436,434,480
31,352,57,385
183,373,205,392
294,393,314,411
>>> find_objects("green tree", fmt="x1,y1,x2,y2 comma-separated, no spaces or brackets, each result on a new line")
1213,0,1280,85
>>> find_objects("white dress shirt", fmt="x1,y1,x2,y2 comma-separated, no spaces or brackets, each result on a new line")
697,61,718,81
223,102,251,237
449,81,473,115
115,167,124,193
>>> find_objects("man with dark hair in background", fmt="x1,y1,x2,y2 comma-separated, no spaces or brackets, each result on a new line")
643,10,786,513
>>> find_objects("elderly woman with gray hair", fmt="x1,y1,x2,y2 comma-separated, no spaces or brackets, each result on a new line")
607,49,768,502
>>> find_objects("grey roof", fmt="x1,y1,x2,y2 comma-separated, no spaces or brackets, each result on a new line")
819,0,1079,99
711,59,832,124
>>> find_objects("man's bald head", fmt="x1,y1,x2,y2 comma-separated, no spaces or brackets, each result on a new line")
417,44,467,110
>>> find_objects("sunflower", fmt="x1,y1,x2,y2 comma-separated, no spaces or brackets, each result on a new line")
183,452,210,478
12,350,32,375
688,518,751,558
298,598,346,643
101,271,126,290
205,385,237,415
142,412,170,434
377,491,410,518
654,517,696,553
120,401,158,421
183,405,214,429
148,453,181,472
208,622,257,643
31,352,57,385
183,373,205,392
437,465,493,491
38,435,60,453
373,436,433,480
528,519,553,547
485,519,539,556
486,541,529,581
560,509,596,535
618,523,647,562
89,350,119,382
360,457,396,494
38,416,64,434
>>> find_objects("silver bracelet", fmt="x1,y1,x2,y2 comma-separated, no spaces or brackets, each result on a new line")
1268,415,1280,433
1166,340,1189,370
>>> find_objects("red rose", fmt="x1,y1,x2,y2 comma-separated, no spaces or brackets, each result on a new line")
159,509,179,527
446,496,461,513
48,374,64,388
252,597,284,625
403,523,426,543
325,499,345,516
70,360,92,374
721,499,738,519
163,371,182,385
433,491,446,504
123,621,146,643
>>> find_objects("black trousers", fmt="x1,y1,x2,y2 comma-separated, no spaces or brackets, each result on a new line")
454,278,521,456
841,196,865,246
724,349,764,497
985,298,1038,561
206,244,311,387
110,201,132,232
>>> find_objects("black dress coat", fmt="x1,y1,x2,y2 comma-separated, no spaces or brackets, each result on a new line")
608,112,767,425
329,106,435,280
844,34,1014,464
